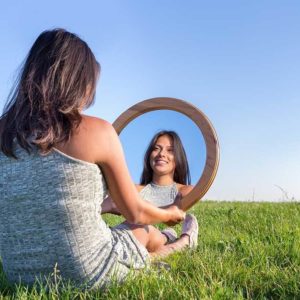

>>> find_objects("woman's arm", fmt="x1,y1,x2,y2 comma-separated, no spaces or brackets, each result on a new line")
84,117,185,225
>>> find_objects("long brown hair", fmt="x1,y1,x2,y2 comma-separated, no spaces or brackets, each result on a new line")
0,28,100,158
140,130,191,185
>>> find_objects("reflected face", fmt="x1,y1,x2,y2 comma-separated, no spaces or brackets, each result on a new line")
149,135,176,176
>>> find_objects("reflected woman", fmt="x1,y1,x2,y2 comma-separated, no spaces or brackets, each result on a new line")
137,130,194,207
135,130,197,244
103,133,198,250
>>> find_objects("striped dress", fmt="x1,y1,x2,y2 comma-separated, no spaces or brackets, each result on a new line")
0,144,149,288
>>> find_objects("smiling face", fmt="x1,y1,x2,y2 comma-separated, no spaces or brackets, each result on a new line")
149,135,176,177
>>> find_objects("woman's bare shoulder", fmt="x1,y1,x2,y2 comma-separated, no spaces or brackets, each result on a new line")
56,115,117,164
79,115,118,145
79,115,119,161
80,115,112,134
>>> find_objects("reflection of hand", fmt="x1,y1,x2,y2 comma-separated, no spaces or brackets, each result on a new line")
164,204,186,226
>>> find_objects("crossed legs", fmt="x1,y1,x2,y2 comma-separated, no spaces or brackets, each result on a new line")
102,197,199,258
124,215,198,259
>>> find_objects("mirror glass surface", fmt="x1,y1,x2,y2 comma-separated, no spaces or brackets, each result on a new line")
119,110,206,186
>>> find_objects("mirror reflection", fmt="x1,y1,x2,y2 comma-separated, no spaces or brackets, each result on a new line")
119,110,206,206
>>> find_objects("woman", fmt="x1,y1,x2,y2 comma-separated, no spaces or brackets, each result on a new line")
0,29,197,288
104,131,198,244
136,131,196,242
138,130,194,206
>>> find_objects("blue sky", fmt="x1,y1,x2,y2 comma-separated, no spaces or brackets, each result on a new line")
1,1,299,201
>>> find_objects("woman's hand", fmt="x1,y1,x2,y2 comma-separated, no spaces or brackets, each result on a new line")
164,204,186,226
158,192,185,226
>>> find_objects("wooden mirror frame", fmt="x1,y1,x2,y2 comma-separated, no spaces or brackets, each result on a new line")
113,97,220,211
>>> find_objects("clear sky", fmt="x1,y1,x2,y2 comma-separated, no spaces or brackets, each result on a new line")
1,0,299,201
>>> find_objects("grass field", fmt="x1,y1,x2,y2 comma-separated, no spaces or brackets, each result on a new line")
1,201,299,299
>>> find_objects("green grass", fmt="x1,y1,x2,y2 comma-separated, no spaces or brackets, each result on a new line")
1,201,300,299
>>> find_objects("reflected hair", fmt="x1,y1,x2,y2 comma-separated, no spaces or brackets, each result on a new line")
140,130,191,185
0,28,100,158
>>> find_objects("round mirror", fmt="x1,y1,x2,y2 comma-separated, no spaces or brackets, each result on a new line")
119,110,206,185
113,97,219,211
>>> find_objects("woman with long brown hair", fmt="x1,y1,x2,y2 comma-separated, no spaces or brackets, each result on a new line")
136,130,198,243
138,130,193,203
0,29,197,288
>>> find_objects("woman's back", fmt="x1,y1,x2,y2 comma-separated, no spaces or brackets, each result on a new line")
0,28,189,289
0,142,114,286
